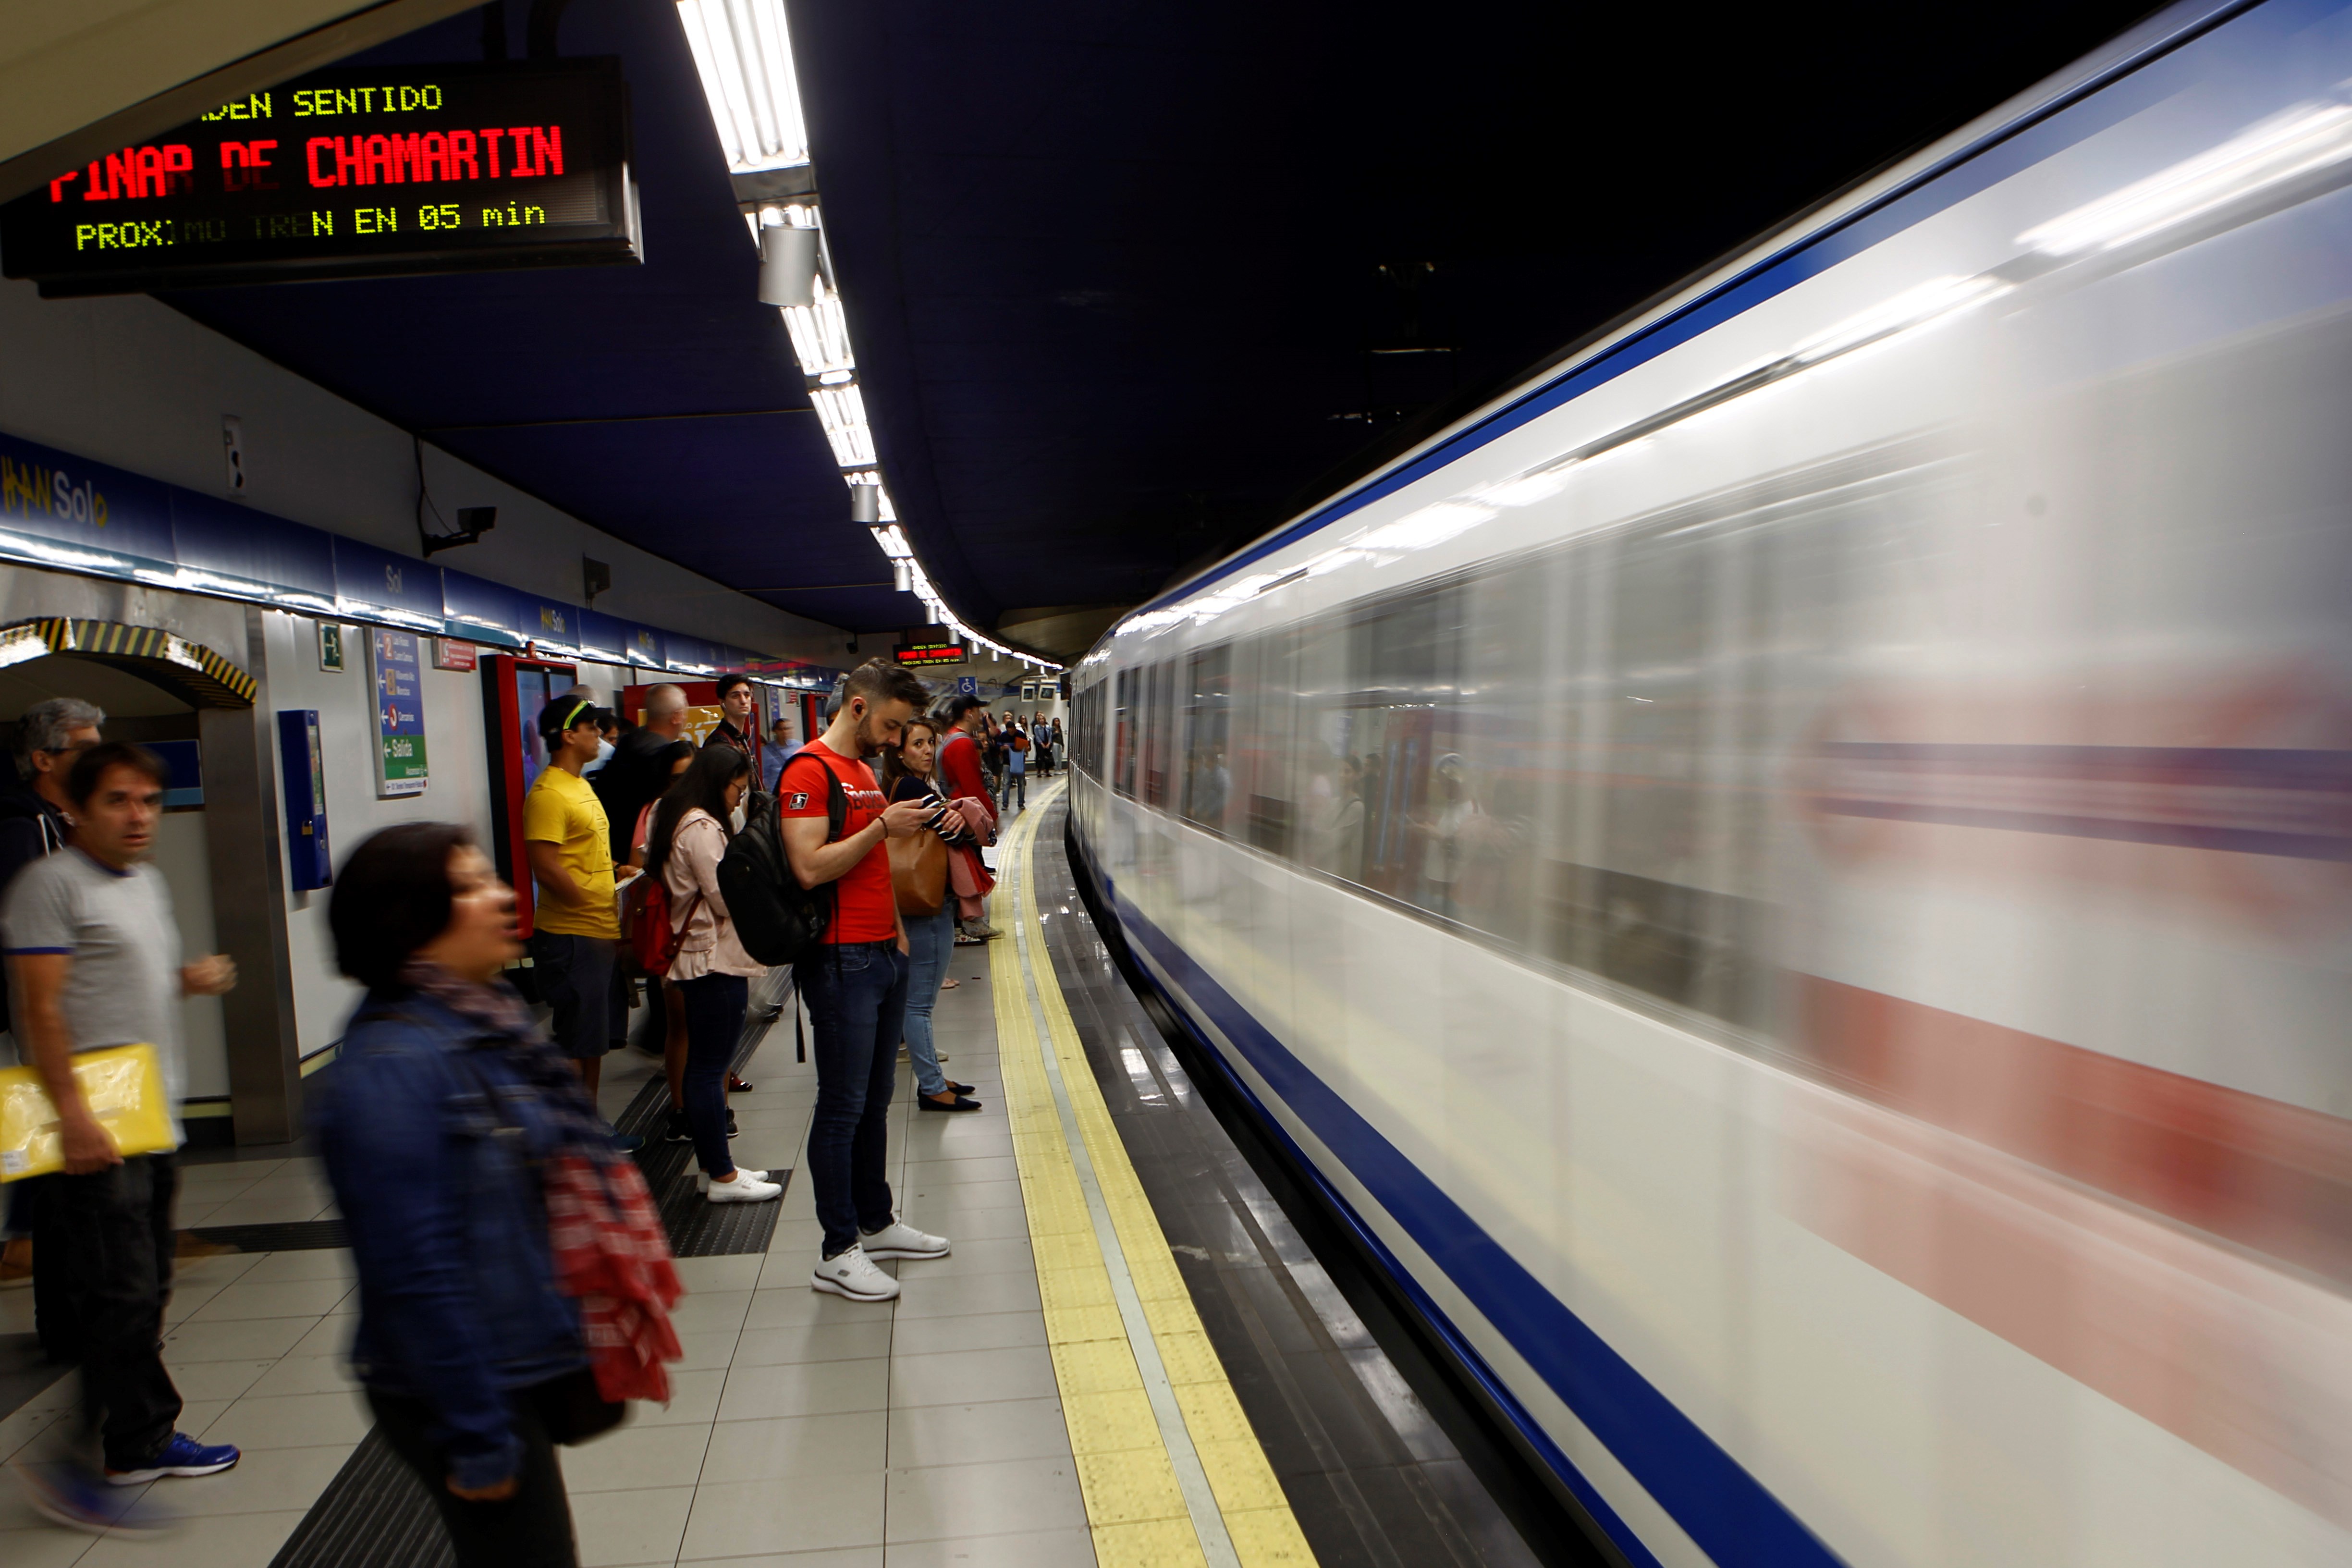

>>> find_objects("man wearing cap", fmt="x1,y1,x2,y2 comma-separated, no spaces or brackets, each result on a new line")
525,697,637,1124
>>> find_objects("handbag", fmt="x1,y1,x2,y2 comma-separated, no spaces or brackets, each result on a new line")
890,825,949,917
0,1042,175,1181
528,1363,628,1446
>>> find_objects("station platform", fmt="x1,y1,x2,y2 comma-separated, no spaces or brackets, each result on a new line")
0,779,1547,1568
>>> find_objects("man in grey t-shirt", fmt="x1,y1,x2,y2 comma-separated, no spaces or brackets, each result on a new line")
5,743,241,1525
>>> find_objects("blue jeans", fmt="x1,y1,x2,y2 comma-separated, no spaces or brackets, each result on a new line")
678,973,748,1178
902,904,955,1097
797,942,910,1255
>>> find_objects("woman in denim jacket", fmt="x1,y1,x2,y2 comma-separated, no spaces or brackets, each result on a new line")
312,823,605,1568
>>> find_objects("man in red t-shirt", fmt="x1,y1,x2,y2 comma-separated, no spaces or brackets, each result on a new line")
933,696,1001,941
779,660,944,1302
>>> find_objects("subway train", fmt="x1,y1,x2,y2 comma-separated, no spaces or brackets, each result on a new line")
1063,3,2352,1564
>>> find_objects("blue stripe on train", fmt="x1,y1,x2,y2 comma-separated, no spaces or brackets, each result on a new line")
1102,876,1845,1568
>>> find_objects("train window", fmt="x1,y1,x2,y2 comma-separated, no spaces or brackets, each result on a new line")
1139,660,1168,808
1180,643,1232,833
1291,618,1355,879
1113,669,1136,798
1240,628,1296,858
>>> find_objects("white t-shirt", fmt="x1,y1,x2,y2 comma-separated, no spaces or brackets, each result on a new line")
3,847,185,1143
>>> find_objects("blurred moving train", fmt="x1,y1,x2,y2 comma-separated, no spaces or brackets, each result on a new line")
1065,2,2352,1563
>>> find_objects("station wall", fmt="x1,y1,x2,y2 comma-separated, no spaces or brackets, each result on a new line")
0,278,842,665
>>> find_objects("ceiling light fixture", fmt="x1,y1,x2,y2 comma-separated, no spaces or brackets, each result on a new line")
671,1,1061,671
675,0,810,174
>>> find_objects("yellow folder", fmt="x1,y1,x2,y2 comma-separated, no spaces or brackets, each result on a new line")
0,1043,175,1181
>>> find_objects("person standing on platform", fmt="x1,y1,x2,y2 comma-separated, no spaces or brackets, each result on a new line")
999,712,1029,813
879,719,982,1115
7,742,241,1532
934,697,1000,941
0,699,102,1312
761,717,794,795
524,697,637,1138
606,686,690,1064
598,685,688,865
645,747,779,1203
706,675,763,781
778,660,948,1302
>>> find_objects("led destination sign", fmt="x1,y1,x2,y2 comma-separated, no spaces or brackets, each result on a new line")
0,61,638,296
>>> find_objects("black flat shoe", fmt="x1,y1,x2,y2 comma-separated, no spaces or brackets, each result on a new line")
946,1081,976,1095
919,1093,982,1113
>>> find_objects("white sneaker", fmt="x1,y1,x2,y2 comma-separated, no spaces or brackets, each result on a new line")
706,1171,782,1204
812,1243,900,1301
696,1168,769,1192
859,1218,950,1261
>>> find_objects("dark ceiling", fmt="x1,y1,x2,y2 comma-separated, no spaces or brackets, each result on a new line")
165,0,2158,648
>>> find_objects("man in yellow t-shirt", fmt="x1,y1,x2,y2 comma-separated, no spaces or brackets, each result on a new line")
524,696,638,1108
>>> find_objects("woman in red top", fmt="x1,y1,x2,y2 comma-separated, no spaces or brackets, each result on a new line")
933,695,1000,941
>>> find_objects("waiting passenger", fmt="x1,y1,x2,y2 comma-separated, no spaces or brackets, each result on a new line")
316,823,681,1568
778,660,950,1302
524,698,637,1135
7,743,241,1532
0,698,103,1328
933,696,1001,941
644,746,777,1202
1000,713,1029,812
625,741,697,1131
706,674,764,784
878,717,983,1114
761,716,794,794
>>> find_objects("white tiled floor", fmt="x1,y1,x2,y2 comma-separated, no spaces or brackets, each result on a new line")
3,943,1095,1566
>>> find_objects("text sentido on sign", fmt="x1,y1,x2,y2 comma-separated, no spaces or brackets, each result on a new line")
0,60,639,295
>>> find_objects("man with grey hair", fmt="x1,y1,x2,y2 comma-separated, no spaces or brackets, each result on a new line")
0,698,101,1327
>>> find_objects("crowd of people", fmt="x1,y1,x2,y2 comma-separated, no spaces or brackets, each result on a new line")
2,665,1060,1561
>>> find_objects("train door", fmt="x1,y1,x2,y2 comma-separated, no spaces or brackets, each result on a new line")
482,653,579,936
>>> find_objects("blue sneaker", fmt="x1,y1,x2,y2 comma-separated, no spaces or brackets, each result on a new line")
14,1460,166,1534
105,1432,240,1485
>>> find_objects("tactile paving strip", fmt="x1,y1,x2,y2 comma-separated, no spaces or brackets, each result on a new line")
266,1427,453,1568
614,966,797,1257
184,1219,349,1253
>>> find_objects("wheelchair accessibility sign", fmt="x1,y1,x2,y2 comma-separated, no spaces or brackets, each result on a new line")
956,675,980,696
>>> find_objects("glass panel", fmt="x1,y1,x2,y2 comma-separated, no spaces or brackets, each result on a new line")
1181,643,1232,832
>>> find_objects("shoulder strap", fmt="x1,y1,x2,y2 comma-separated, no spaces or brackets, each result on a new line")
825,757,847,843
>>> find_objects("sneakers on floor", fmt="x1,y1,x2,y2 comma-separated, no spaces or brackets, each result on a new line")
859,1218,950,1260
15,1461,164,1535
959,920,1002,940
706,1170,782,1204
106,1432,240,1485
811,1242,900,1301
695,1168,769,1192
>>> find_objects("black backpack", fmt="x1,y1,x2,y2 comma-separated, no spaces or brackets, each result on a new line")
721,755,844,966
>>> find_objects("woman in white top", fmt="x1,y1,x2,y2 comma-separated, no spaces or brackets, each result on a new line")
644,746,776,1204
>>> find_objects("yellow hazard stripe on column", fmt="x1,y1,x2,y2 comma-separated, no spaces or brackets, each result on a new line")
990,782,1315,1568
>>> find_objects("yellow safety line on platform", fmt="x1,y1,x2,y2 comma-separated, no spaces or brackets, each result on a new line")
990,782,1315,1568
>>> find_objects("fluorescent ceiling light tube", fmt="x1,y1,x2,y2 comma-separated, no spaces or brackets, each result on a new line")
675,0,810,174
2021,96,2352,257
